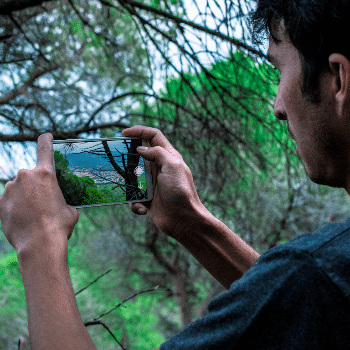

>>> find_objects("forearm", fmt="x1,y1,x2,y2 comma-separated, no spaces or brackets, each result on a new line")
17,239,97,350
177,206,261,290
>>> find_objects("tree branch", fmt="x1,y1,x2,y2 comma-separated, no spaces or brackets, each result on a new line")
0,0,56,15
145,219,178,275
0,42,87,106
106,0,266,59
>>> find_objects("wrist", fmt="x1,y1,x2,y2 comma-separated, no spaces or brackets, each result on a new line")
175,203,215,242
17,233,97,350
17,232,68,267
174,204,260,289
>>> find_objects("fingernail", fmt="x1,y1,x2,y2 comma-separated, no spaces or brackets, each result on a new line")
137,146,148,152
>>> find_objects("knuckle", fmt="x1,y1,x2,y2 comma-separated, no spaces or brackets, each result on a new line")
151,128,164,139
174,150,183,160
16,169,30,180
175,159,191,173
153,145,162,152
171,157,182,165
65,207,78,226
37,167,55,179
71,207,80,222
4,180,14,189
17,168,29,176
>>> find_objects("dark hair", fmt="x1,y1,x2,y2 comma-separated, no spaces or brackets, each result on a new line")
249,0,350,105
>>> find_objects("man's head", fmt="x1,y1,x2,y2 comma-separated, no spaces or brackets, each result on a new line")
249,0,350,192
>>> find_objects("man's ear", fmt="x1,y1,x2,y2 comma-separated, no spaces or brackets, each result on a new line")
329,53,350,118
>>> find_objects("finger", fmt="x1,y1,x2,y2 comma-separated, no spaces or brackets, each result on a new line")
36,133,54,171
122,125,174,152
136,145,171,168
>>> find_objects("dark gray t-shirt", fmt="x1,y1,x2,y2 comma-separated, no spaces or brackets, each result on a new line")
161,219,350,349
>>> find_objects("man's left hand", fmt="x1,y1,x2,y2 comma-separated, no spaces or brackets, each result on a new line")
0,133,79,255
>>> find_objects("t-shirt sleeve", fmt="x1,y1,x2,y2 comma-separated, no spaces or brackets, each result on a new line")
160,246,347,349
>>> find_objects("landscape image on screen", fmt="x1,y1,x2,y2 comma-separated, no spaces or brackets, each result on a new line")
53,139,148,207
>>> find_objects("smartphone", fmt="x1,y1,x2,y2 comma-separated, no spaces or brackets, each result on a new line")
52,137,153,209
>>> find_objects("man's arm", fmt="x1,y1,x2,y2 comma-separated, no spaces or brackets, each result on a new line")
122,125,261,290
177,205,261,290
0,134,97,350
154,207,260,349
17,239,98,350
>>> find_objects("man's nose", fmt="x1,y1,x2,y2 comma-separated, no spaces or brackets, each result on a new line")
274,94,287,121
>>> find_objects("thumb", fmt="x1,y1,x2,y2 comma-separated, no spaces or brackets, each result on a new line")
137,145,167,166
137,146,155,163
130,202,148,215
137,146,150,156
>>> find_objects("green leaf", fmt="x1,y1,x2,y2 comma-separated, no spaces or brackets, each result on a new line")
0,251,18,269
151,0,161,8
70,19,83,36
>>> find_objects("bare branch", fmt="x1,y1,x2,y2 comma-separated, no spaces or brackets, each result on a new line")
0,63,56,105
75,269,113,296
109,0,266,58
0,42,87,105
0,0,56,15
84,320,126,350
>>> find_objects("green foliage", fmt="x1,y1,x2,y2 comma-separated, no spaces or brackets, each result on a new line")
151,0,180,7
54,150,125,206
151,0,161,7
54,150,89,206
70,18,84,36
0,251,18,269
0,252,26,319
100,128,117,138
54,150,105,206
82,186,111,206
67,245,84,267
192,281,209,304
118,294,166,349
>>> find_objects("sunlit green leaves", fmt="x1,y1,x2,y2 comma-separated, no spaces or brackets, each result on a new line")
0,251,18,269
70,18,84,36
151,0,162,7
118,294,166,349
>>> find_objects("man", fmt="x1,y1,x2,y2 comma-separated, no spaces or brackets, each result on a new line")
1,0,350,348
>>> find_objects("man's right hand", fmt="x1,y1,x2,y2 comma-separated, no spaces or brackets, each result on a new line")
122,125,206,240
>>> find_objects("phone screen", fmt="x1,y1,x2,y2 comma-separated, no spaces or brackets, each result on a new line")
53,137,153,208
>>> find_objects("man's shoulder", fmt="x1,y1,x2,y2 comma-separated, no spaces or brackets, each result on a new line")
281,218,350,254
250,218,350,282
159,221,350,350
235,218,350,308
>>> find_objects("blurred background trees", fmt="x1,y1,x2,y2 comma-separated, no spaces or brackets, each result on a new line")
1,0,349,349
